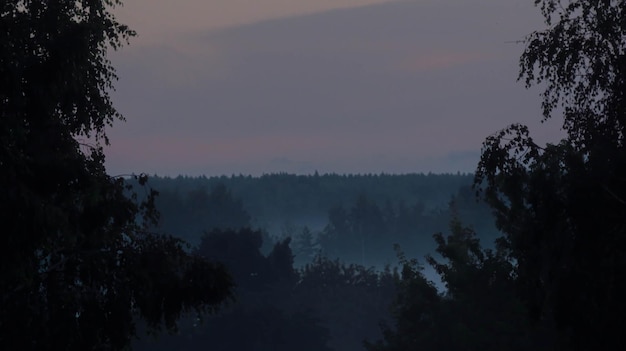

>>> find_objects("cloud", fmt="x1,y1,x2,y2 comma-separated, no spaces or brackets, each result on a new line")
113,0,394,45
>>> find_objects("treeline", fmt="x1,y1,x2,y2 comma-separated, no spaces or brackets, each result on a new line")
133,173,499,268
144,172,475,229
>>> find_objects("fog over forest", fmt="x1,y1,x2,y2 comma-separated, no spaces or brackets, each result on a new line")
3,1,626,351
129,172,501,351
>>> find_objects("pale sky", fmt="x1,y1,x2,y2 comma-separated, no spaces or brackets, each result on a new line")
105,0,563,176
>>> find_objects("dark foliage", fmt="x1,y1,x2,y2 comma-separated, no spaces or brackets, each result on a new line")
296,256,397,351
0,1,232,350
366,218,547,351
135,229,398,351
136,229,332,351
149,183,252,246
476,1,626,349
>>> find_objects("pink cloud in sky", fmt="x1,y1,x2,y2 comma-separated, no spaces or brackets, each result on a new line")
113,0,393,46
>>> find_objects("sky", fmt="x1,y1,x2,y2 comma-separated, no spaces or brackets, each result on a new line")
105,0,563,177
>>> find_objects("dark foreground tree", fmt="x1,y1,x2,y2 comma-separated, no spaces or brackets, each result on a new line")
476,1,626,349
0,1,232,350
366,218,544,351
136,229,332,351
296,255,396,351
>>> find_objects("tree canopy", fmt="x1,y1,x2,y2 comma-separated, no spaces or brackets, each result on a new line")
0,1,232,350
370,2,626,351
365,216,546,351
476,1,626,349
135,228,397,351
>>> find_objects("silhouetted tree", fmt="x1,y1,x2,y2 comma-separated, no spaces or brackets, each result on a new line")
365,250,441,351
0,2,232,350
367,219,544,351
297,256,396,351
476,1,626,349
141,228,332,351
195,228,267,291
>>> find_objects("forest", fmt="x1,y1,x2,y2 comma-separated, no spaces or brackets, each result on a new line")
136,173,498,263
129,173,500,350
2,1,626,351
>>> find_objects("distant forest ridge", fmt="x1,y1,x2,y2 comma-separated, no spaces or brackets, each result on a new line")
133,173,498,263
144,172,476,212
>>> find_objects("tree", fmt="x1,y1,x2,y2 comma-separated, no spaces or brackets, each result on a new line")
319,195,391,265
155,183,252,246
195,228,268,291
292,226,320,266
364,248,441,351
0,1,232,350
367,219,542,351
145,228,332,351
297,256,396,351
476,1,626,349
